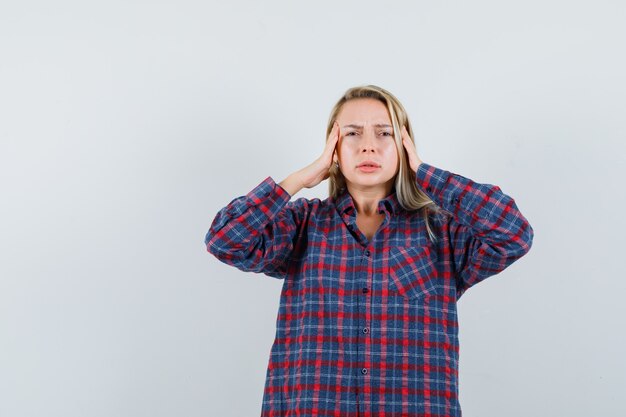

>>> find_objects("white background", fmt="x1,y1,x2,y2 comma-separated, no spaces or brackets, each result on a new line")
1,1,625,416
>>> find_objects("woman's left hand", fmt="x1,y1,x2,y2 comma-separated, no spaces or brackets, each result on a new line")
401,125,423,173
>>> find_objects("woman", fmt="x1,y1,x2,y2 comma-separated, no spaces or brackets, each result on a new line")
205,85,534,417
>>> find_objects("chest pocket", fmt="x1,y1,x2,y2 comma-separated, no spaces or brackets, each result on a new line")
386,245,439,300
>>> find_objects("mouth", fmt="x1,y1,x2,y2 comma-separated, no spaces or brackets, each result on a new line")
357,161,381,168
357,162,381,172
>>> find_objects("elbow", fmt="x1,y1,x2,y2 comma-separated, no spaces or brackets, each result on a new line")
205,230,230,257
204,229,256,271
506,221,533,265
204,230,217,254
503,221,534,264
521,221,534,255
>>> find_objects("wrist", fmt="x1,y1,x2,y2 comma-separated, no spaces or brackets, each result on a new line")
279,172,304,197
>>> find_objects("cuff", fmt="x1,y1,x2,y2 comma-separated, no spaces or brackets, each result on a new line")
234,176,292,220
415,162,452,201
415,162,472,218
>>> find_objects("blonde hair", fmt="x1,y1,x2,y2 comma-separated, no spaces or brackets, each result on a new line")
326,84,444,244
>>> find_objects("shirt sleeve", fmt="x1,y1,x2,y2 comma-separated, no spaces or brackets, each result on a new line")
415,162,534,298
204,176,308,279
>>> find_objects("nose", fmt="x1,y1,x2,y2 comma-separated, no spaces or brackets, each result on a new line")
360,131,377,153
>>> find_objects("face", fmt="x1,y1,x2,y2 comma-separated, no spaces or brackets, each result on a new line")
334,98,399,194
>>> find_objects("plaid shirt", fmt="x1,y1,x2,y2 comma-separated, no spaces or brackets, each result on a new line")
205,162,533,417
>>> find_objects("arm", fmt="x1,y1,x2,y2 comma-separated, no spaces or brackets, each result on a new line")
204,176,309,279
205,121,342,278
416,162,534,298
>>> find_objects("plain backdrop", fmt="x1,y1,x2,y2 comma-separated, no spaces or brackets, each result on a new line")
1,1,625,416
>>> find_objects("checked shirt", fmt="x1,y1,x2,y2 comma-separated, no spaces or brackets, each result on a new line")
205,162,534,417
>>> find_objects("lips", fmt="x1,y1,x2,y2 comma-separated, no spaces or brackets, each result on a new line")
357,161,381,168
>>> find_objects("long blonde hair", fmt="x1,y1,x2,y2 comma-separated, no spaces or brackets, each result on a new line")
326,85,443,244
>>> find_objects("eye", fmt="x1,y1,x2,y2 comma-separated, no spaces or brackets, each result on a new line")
379,131,393,137
346,131,358,136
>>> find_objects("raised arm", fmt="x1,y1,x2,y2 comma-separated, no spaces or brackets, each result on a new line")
400,126,533,298
416,162,534,298
204,121,342,279
204,177,307,279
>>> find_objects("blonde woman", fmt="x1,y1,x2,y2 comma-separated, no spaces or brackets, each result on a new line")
205,85,534,416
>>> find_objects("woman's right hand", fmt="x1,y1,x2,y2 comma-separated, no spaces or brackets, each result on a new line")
298,121,341,189
279,121,340,196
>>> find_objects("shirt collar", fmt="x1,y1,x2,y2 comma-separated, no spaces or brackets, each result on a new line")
333,188,401,217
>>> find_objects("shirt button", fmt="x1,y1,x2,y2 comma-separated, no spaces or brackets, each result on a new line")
361,368,368,375
453,197,460,203
365,250,371,257
427,186,433,193
362,288,369,294
362,327,370,334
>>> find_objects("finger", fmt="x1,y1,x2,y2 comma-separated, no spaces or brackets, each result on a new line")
327,122,339,143
402,137,412,154
324,124,336,148
401,128,410,145
326,123,340,149
402,127,414,148
401,125,410,140
323,126,340,159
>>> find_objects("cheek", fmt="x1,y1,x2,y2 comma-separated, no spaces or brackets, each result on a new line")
341,137,357,148
386,142,400,160
338,139,358,156
386,146,400,171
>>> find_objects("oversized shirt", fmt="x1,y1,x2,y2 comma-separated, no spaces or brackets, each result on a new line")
205,162,534,417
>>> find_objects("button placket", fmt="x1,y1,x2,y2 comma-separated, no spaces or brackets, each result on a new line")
358,247,372,383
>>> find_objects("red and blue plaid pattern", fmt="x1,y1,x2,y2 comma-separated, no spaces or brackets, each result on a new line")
205,162,534,417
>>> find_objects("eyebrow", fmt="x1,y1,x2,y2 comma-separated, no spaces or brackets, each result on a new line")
342,124,392,129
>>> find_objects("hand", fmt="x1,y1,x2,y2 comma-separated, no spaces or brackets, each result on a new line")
298,121,341,188
401,125,423,173
279,121,340,195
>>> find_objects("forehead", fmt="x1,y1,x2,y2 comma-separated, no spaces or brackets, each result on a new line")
337,98,391,124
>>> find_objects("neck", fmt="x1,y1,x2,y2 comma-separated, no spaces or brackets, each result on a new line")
347,182,394,216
